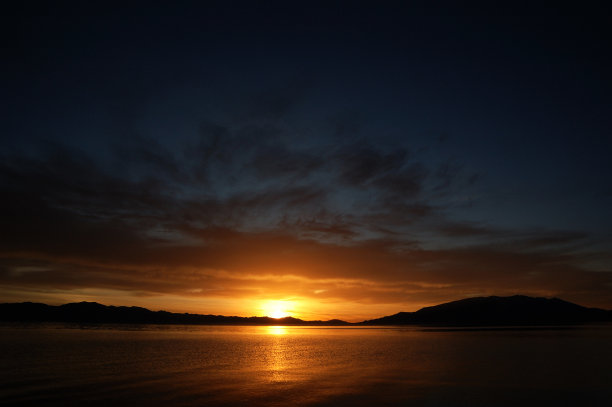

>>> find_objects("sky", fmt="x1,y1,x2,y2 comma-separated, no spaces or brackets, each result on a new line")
1,3,612,321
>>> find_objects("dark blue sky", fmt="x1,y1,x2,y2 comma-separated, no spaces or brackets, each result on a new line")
1,3,611,318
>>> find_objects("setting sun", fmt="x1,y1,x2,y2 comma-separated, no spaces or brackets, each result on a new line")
261,300,294,319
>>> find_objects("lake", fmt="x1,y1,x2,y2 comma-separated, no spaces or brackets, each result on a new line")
1,324,611,406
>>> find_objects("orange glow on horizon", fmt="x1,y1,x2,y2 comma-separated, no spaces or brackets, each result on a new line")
261,300,295,319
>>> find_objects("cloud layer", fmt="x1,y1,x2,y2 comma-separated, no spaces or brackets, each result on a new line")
1,118,611,319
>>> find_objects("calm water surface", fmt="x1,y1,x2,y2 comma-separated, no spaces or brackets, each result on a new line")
1,324,611,406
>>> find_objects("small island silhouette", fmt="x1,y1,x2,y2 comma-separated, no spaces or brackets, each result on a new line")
1,295,610,326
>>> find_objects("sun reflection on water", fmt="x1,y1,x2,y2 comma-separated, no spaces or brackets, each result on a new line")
266,326,287,335
264,326,289,383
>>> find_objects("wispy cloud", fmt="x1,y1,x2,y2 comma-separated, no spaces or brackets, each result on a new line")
1,118,610,317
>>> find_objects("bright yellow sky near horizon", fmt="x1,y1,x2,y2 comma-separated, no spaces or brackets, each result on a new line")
1,286,444,322
1,280,598,323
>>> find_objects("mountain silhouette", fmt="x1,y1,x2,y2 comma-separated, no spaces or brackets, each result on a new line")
360,295,611,326
0,302,349,326
1,295,610,326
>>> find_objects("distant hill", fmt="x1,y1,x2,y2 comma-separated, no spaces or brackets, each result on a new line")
360,295,611,326
0,302,350,326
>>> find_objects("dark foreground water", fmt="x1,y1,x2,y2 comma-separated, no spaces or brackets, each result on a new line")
1,324,611,406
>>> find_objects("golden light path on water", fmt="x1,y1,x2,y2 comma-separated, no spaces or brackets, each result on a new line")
266,326,288,335
266,326,289,384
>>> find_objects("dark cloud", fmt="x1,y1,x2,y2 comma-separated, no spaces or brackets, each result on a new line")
438,222,495,237
334,144,410,187
1,121,610,316
249,144,325,180
370,163,428,197
112,135,184,183
0,132,572,259
278,215,358,242
434,160,463,191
